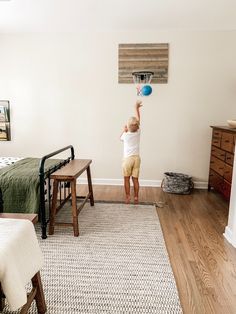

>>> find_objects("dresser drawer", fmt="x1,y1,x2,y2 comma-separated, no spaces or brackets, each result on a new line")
209,170,223,192
210,156,225,176
221,132,234,153
211,146,225,161
212,130,221,148
225,152,234,166
224,163,233,183
222,180,231,200
213,129,222,138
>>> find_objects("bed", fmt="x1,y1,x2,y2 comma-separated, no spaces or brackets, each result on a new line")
0,157,23,169
0,145,75,239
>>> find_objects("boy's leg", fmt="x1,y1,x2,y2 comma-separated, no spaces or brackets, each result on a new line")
122,157,133,204
131,156,141,204
124,176,131,204
132,177,139,204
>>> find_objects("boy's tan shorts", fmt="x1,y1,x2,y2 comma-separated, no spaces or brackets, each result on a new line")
122,155,141,178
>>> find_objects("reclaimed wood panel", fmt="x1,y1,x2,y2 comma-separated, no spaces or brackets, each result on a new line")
118,43,169,84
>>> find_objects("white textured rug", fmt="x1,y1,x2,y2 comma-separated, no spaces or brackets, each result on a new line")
3,203,182,314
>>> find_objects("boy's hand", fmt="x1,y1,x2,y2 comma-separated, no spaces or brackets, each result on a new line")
124,125,128,132
135,100,142,109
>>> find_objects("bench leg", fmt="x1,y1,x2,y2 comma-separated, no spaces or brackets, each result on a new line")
20,272,46,314
31,272,47,314
71,180,79,237
86,166,94,206
49,180,59,235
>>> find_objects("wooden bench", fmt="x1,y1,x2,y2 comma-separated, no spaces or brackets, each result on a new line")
0,213,47,314
49,159,94,236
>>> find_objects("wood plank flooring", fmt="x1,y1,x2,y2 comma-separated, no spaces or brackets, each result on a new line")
77,185,236,314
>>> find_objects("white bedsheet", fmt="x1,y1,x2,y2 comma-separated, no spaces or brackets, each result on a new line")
0,157,23,169
0,219,43,311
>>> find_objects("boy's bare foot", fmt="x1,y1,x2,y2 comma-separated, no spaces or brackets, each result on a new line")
134,197,139,205
125,195,130,204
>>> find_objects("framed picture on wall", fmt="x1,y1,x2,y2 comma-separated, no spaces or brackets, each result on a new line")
0,100,11,141
0,123,8,140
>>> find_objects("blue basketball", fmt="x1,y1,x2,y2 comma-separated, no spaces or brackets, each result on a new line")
141,85,152,96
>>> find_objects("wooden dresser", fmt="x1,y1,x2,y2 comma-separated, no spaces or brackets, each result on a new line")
208,126,236,200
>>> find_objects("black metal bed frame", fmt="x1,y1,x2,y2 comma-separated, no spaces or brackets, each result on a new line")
39,145,74,239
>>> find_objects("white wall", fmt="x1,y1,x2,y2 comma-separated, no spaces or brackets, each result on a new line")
0,31,236,184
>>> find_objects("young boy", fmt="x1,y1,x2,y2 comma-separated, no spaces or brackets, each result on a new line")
120,100,142,204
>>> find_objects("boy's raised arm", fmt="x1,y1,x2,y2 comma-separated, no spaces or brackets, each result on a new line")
135,100,142,122
120,125,128,140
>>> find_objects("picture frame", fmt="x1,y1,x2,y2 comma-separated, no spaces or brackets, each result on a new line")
0,100,11,141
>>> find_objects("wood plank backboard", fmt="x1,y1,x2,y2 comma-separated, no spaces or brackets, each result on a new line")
118,43,169,84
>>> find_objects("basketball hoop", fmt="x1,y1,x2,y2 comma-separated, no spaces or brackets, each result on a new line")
132,71,154,96
132,71,154,84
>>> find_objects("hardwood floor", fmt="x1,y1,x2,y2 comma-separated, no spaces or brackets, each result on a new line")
78,184,162,204
78,185,236,314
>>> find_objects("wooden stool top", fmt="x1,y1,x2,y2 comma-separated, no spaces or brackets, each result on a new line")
0,213,38,225
50,159,92,180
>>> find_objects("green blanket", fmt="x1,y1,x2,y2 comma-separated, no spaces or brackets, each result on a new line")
0,157,61,214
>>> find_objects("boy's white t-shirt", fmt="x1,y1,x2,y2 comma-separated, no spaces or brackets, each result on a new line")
120,130,140,158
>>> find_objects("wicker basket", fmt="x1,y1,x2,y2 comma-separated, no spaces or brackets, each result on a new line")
161,172,194,194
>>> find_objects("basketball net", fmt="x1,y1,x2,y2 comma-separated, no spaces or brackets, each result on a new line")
132,71,154,96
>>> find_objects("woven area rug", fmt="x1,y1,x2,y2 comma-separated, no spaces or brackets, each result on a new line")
3,203,182,314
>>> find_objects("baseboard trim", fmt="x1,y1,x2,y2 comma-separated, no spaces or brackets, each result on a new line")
194,181,208,189
224,226,236,248
77,178,208,189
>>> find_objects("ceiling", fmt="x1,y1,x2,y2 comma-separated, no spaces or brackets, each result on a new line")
0,0,236,33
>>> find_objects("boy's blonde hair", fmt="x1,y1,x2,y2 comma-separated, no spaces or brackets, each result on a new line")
127,116,139,132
